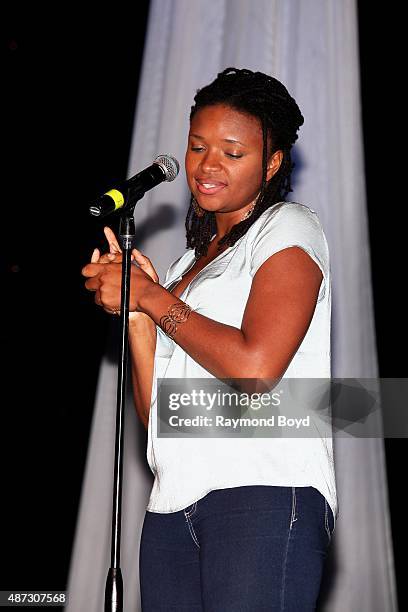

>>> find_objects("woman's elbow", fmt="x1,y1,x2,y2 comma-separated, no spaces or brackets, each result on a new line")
231,349,284,394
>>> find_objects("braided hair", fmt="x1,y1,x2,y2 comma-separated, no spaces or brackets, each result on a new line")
185,67,304,257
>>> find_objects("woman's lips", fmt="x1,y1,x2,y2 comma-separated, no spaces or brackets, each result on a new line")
195,179,227,195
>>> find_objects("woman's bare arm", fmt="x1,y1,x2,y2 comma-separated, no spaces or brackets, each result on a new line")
84,239,323,392
89,227,159,429
138,246,323,384
128,313,157,430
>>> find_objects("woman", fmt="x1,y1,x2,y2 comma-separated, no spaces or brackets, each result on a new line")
83,67,337,611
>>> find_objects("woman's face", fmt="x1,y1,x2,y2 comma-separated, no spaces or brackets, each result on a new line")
185,104,280,217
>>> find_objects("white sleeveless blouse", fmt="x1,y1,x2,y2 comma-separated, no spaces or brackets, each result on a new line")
145,201,337,522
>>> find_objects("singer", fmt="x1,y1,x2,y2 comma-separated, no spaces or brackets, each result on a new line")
82,68,337,610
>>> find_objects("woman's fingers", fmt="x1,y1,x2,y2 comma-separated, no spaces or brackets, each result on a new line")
104,226,122,254
132,249,159,283
98,252,123,264
91,248,100,263
84,276,100,291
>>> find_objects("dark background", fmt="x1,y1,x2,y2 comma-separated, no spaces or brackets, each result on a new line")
3,2,406,609
358,2,406,608
2,4,151,607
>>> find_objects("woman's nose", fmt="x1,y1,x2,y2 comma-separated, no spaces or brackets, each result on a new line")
199,150,222,172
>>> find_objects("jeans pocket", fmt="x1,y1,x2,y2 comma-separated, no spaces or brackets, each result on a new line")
184,501,197,518
324,498,335,544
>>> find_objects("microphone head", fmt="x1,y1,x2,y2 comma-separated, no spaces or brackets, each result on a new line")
154,155,180,182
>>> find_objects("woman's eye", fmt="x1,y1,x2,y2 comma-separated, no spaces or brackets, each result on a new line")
189,147,242,159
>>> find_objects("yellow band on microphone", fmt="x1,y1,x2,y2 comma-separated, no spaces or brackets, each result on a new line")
104,189,125,210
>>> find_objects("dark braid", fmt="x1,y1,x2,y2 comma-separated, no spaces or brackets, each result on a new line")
185,67,304,257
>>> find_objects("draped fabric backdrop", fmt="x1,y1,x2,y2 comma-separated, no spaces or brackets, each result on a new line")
67,1,398,610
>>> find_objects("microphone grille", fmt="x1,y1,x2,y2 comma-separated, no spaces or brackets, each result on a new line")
154,155,180,182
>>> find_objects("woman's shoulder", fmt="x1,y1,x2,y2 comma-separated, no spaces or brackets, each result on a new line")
257,200,320,223
247,200,325,241
248,201,330,292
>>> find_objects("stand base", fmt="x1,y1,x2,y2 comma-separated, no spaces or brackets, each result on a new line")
105,567,123,612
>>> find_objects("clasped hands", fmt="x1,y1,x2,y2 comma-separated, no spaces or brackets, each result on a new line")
81,227,159,316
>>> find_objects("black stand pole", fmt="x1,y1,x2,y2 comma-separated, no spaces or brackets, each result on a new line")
104,212,135,612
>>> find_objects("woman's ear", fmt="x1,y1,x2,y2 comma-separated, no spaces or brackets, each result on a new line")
266,150,283,182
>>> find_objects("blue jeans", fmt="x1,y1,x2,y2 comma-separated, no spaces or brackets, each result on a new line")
139,485,335,611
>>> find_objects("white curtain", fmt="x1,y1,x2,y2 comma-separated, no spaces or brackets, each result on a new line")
67,1,398,610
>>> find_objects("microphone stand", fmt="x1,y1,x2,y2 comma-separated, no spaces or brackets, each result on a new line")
104,209,135,612
90,156,178,610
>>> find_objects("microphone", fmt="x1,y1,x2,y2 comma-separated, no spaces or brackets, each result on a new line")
89,154,180,217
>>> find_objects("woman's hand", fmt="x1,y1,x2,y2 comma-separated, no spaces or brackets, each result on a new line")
83,227,160,317
91,226,126,264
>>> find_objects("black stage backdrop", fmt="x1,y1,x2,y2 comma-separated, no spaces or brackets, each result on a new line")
2,4,151,607
2,2,406,609
358,1,406,609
